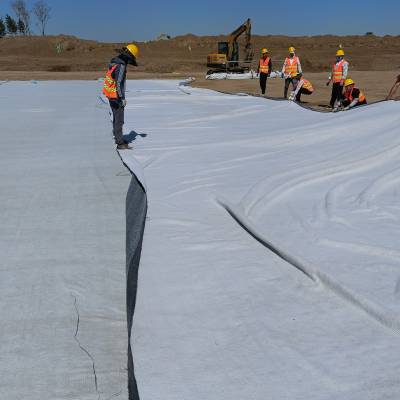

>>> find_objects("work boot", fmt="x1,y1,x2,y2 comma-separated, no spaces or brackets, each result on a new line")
116,142,132,150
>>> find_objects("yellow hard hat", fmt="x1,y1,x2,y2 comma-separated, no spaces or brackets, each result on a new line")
126,43,139,58
344,78,354,87
336,49,345,56
261,48,269,54
289,46,295,53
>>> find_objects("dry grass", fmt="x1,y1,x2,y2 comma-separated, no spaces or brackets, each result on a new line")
1,34,400,75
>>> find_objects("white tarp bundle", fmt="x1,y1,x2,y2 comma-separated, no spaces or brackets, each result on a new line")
122,81,400,400
206,70,282,80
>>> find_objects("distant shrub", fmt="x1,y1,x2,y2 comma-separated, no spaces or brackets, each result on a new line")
5,14,18,35
0,18,6,37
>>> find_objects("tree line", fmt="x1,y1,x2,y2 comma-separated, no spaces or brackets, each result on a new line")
0,0,51,37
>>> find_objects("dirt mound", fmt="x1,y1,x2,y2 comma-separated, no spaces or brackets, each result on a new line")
1,34,400,75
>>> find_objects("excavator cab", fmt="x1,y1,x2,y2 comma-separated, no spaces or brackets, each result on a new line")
218,42,229,55
207,42,229,69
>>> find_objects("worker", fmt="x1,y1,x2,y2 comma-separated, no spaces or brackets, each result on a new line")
386,74,400,100
257,48,272,95
282,46,302,99
340,79,367,110
103,44,139,150
289,73,314,102
326,49,349,111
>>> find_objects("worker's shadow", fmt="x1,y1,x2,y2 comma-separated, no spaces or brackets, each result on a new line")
123,130,148,143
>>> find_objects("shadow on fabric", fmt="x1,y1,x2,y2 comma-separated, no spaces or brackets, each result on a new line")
124,130,148,144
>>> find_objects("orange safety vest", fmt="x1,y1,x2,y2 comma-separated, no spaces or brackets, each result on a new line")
332,59,347,83
301,78,314,92
346,87,366,103
103,64,118,99
284,56,299,76
259,57,270,74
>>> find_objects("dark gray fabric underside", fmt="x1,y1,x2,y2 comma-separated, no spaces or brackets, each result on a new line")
126,175,147,400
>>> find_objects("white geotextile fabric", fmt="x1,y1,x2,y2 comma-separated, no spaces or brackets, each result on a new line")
122,80,400,400
206,70,257,80
0,81,132,400
2,80,400,400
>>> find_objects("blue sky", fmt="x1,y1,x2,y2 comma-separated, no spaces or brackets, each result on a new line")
0,0,398,42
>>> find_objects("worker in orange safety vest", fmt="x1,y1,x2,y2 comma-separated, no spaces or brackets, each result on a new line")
103,44,139,150
282,46,302,99
289,74,314,102
339,79,367,111
326,49,349,110
257,48,272,95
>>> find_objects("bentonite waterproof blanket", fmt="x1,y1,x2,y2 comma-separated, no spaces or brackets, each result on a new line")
1,80,400,400
122,80,400,400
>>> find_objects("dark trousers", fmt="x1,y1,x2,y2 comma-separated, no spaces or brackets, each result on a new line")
284,78,298,99
259,73,268,95
330,83,343,108
296,88,313,102
109,99,125,145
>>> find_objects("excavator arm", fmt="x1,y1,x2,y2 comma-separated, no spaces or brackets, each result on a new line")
228,18,251,43
227,18,253,63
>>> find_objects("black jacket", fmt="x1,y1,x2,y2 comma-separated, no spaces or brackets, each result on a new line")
108,56,127,100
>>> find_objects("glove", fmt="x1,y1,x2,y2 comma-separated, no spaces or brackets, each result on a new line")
121,99,127,107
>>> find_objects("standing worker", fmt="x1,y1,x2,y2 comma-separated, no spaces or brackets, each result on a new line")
289,73,314,102
326,49,349,111
340,79,367,110
282,46,302,99
103,44,139,150
257,48,272,96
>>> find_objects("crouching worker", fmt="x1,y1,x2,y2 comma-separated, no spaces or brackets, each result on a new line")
103,44,139,150
289,74,314,102
341,79,367,111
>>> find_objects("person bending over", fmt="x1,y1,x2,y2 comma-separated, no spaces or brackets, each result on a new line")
103,44,139,150
340,79,367,111
289,74,314,102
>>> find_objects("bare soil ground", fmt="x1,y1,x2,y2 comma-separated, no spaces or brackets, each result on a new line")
2,34,400,74
193,71,399,111
0,34,399,108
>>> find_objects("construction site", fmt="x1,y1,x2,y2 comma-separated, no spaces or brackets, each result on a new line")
1,5,400,400
1,25,400,106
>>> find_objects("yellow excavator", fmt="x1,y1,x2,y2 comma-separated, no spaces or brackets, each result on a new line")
207,18,253,75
